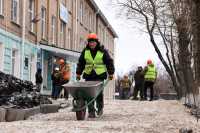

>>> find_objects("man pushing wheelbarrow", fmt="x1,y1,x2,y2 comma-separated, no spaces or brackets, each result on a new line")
75,33,115,119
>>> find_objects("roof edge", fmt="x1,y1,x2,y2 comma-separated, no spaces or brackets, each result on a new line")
89,0,118,38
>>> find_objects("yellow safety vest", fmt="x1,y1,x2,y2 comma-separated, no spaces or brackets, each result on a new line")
84,50,107,75
145,65,156,81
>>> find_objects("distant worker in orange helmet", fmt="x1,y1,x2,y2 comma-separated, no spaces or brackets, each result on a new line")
58,58,71,99
143,59,157,101
76,33,115,118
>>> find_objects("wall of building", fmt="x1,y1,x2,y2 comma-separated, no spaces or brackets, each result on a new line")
0,0,117,99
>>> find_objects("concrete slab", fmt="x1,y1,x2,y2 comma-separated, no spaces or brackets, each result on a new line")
24,106,40,119
40,104,60,114
6,108,26,122
0,108,6,122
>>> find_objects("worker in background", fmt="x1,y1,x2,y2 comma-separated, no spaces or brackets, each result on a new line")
58,58,71,100
35,68,43,92
120,75,132,100
76,33,115,118
132,66,144,100
144,59,157,101
51,67,62,99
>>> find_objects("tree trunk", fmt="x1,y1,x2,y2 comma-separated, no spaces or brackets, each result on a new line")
192,1,200,84
149,34,182,99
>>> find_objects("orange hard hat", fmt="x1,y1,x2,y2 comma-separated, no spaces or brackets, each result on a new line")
58,58,65,65
87,33,98,40
147,59,152,65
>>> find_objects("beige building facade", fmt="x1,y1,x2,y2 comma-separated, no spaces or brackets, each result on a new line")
0,0,117,99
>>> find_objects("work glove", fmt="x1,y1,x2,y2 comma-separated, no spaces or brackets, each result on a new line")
108,75,114,80
76,74,81,81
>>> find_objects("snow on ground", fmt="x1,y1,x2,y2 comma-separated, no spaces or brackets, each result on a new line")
0,99,199,133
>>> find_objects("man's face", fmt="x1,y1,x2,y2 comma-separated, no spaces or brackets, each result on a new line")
138,67,142,71
88,40,97,49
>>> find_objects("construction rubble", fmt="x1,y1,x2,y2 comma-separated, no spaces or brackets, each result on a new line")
0,71,52,108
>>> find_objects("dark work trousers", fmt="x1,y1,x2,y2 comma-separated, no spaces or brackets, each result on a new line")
85,79,104,114
121,88,130,99
96,92,104,111
53,85,62,99
52,84,56,98
133,83,144,99
144,81,154,100
87,90,104,114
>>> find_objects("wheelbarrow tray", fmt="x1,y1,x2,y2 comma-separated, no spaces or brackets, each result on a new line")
63,81,103,98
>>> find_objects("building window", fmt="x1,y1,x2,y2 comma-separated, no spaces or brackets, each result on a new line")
11,0,19,23
80,2,83,23
0,0,3,15
28,0,35,32
51,16,56,44
60,21,66,47
41,7,46,39
24,57,29,68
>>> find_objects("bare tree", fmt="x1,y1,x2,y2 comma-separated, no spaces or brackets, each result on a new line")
115,0,183,98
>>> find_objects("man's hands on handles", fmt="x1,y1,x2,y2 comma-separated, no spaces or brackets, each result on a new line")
76,74,81,81
76,74,114,80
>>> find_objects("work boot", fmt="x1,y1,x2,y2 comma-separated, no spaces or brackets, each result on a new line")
88,112,95,118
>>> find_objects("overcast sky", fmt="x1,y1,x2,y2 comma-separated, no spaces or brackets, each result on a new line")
94,0,162,74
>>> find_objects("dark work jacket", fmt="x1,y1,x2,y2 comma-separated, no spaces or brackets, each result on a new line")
51,71,61,86
134,70,144,85
76,43,115,81
35,72,43,84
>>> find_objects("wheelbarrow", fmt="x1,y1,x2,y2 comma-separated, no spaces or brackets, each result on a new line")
63,80,108,120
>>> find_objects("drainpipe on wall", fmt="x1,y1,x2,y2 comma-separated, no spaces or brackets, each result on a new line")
21,0,26,80
75,0,78,50
95,9,100,34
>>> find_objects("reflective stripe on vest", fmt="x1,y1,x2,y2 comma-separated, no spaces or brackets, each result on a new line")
145,66,156,81
84,50,107,75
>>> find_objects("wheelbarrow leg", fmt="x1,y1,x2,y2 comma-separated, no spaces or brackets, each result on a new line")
75,99,86,120
73,90,86,120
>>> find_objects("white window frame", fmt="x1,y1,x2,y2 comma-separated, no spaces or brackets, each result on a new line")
51,16,56,44
11,49,20,78
28,0,35,32
0,43,4,71
11,0,19,23
0,0,3,15
41,7,46,39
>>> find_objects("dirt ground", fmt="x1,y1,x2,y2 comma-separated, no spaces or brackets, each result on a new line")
0,99,199,133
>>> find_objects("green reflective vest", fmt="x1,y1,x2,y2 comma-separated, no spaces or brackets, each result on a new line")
144,65,157,81
84,50,107,75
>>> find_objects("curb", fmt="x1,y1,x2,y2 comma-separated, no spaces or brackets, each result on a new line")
0,108,6,122
40,104,60,114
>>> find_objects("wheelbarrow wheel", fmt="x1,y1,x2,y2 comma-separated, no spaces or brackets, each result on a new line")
75,99,86,120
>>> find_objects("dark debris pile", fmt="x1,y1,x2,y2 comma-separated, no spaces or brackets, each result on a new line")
0,71,52,108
